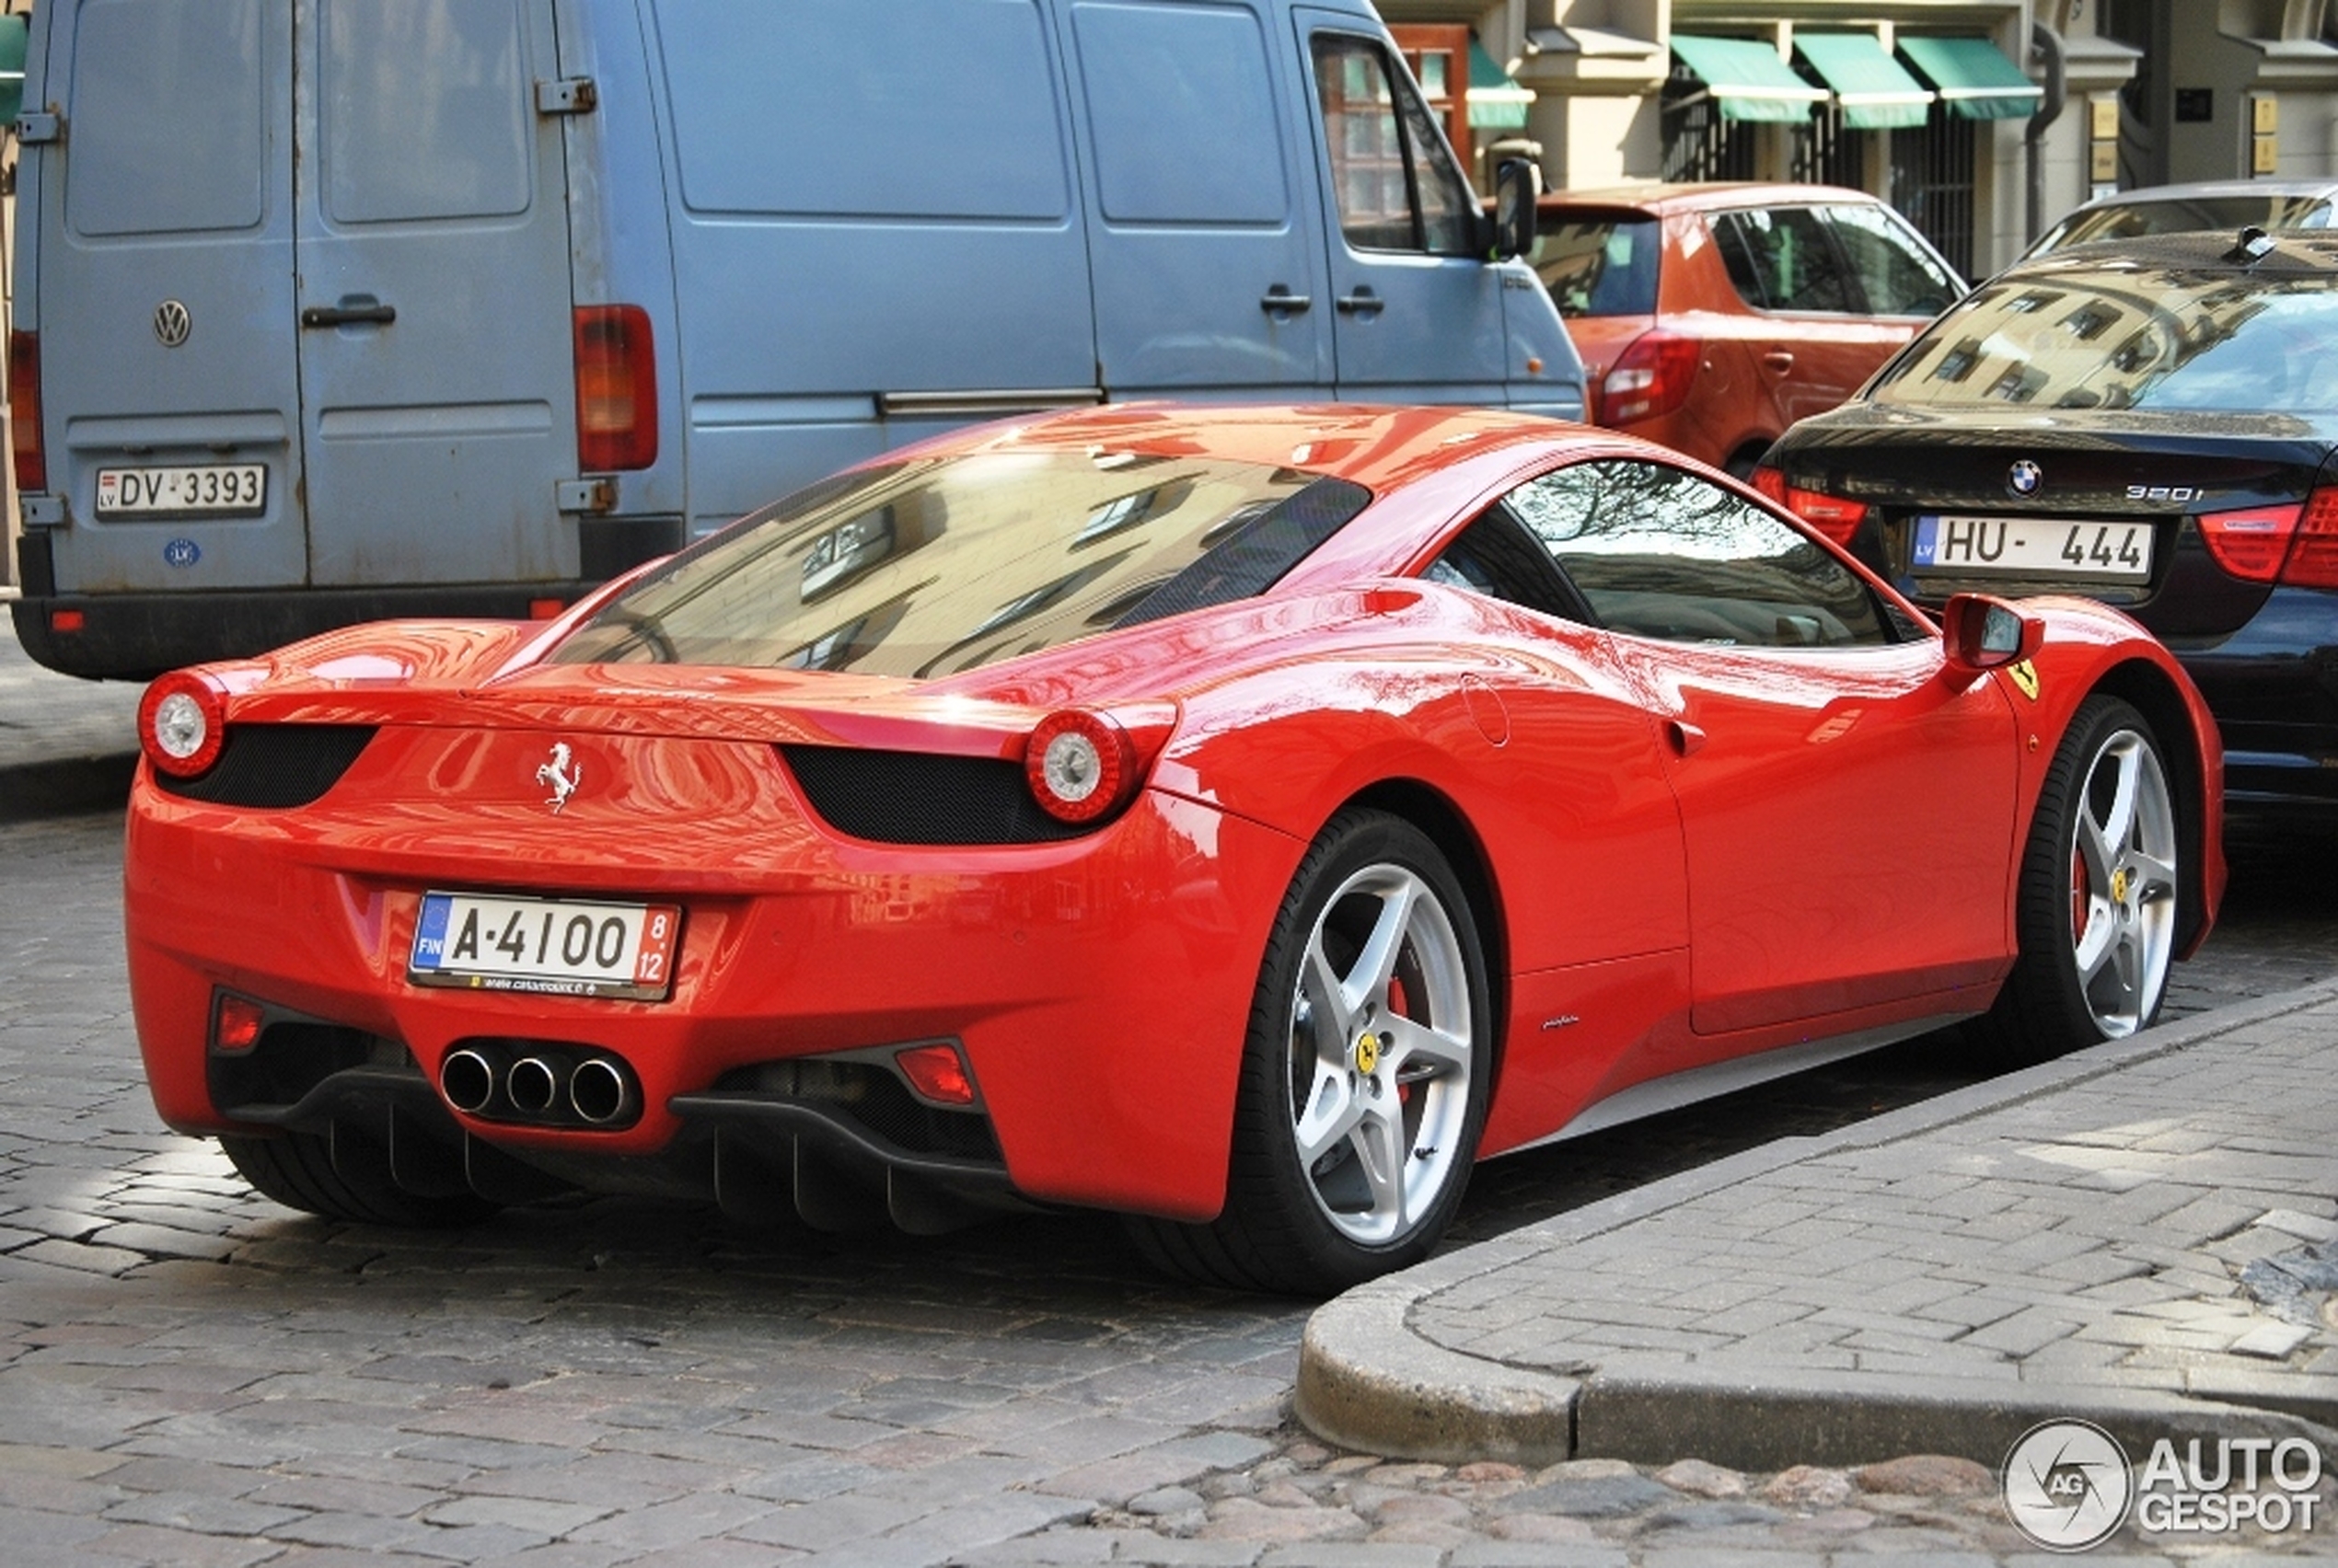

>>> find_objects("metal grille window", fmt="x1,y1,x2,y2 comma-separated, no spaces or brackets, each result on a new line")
1661,73,1754,183
1890,102,1977,280
1791,104,1865,190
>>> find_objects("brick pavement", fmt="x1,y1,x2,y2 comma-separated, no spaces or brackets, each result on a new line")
0,610,141,819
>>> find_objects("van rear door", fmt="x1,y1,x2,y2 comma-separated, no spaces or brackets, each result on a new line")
29,0,308,596
295,0,578,588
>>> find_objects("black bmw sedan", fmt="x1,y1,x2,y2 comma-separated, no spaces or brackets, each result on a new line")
1756,228,2338,815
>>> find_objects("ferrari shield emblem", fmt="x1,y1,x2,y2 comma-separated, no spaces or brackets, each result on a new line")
2008,660,2041,702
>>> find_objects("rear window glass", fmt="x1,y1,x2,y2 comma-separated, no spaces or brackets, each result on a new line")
2043,194,2336,251
1869,259,2338,414
1534,216,1661,316
552,454,1368,679
66,0,268,236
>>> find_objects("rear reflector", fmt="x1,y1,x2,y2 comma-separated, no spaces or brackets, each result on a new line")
895,1043,977,1107
574,306,657,471
214,995,265,1054
2283,488,2338,590
528,598,565,619
8,330,44,493
2197,501,2301,583
50,608,86,634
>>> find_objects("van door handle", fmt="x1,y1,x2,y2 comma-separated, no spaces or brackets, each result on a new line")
301,300,397,329
1259,285,1312,317
1335,287,1384,317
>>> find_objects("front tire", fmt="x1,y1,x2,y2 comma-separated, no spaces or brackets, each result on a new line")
1128,811,1492,1295
224,1130,502,1228
1973,695,2180,1066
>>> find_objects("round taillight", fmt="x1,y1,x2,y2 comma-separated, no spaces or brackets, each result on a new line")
138,671,227,778
1024,709,1135,824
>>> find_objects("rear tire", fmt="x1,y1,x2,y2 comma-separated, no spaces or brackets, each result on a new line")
223,1131,501,1228
1971,695,2180,1067
1126,810,1492,1295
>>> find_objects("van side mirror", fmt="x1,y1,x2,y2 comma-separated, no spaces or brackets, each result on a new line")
1490,158,1539,260
1940,593,2043,673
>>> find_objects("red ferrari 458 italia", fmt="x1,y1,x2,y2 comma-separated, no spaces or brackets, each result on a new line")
125,406,2224,1294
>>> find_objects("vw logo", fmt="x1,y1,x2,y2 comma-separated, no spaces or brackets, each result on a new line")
2008,459,2043,498
153,300,192,349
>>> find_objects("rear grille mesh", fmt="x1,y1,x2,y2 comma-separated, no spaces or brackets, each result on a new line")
157,725,377,809
779,745,1092,845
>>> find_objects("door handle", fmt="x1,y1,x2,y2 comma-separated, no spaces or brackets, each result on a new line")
1335,287,1384,317
301,300,397,329
1259,285,1313,317
1762,350,1794,372
1666,720,1707,756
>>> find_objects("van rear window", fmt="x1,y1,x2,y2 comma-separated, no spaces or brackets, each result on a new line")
552,452,1369,679
66,0,267,236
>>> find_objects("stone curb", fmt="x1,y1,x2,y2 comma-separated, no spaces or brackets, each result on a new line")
1297,981,2338,1469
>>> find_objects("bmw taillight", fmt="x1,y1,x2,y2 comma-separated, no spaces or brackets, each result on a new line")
1024,709,1136,824
2196,501,2301,582
138,670,228,779
573,305,657,471
9,329,44,493
1598,329,1699,425
2280,488,2338,589
1752,464,1867,547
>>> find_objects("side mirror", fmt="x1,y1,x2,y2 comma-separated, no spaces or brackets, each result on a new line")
1940,593,2043,673
1490,157,1539,260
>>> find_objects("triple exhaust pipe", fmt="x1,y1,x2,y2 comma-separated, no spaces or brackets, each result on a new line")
440,1044,639,1129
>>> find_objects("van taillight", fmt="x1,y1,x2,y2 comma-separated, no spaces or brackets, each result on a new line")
9,330,45,493
1599,330,1699,425
573,306,656,471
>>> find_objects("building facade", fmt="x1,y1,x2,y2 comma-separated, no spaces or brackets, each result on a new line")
1380,0,2338,282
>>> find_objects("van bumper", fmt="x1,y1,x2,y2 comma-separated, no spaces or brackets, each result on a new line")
10,584,603,682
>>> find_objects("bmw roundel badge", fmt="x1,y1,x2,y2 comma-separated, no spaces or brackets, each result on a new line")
2008,460,2043,498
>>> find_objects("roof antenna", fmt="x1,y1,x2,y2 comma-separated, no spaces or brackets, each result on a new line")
2228,225,2277,261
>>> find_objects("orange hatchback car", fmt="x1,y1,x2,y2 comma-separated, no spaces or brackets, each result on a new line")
1536,183,1964,476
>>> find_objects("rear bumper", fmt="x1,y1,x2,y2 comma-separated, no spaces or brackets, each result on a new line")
125,775,1299,1222
12,584,598,682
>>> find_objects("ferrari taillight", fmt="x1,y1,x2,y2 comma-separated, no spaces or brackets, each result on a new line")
2280,487,2338,589
138,670,227,779
1025,709,1136,824
1599,329,1698,425
574,305,657,471
9,329,45,493
2197,501,2301,583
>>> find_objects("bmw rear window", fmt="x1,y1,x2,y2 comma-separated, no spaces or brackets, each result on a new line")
1868,257,2338,414
552,453,1368,678
1534,214,1661,317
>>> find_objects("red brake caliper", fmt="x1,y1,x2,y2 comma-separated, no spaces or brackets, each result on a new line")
1389,976,1413,1103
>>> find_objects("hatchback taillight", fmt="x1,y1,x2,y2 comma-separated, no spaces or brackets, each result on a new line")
1599,330,1699,425
9,329,44,493
573,306,657,471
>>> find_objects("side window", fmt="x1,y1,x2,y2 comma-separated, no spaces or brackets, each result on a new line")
1310,34,1476,257
1713,208,1854,314
1425,509,1589,623
1823,204,1961,317
1502,461,1892,648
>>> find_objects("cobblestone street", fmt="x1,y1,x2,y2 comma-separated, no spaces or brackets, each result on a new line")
3,809,2334,1565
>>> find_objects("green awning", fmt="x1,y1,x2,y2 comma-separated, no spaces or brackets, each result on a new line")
0,16,27,128
1467,40,1533,131
1795,32,1932,131
1669,34,1826,123
1898,35,2043,121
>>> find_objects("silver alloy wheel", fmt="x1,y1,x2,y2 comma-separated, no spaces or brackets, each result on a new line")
2067,725,2178,1037
1286,863,1473,1245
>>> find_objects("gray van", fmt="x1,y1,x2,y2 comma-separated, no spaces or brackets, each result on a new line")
9,0,1582,680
